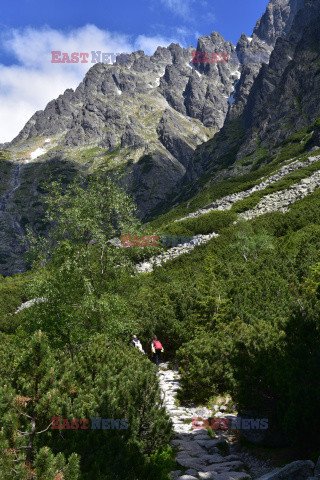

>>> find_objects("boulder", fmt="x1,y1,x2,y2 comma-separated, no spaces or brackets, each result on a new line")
198,473,218,480
176,453,205,470
184,469,198,476
315,456,320,477
176,476,198,480
257,460,314,480
203,461,244,473
169,471,182,479
213,473,251,480
196,438,228,449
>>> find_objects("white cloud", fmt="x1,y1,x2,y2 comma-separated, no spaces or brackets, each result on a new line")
157,0,215,30
0,25,181,144
205,13,216,24
159,0,196,19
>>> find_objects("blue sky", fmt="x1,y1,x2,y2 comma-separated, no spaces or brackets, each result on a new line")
0,0,269,142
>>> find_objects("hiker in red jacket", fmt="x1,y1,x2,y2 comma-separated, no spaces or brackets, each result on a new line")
151,336,164,367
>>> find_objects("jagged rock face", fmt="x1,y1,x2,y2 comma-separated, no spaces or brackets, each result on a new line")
0,0,316,276
238,0,320,158
0,154,80,276
253,0,305,46
195,0,319,179
156,109,195,169
227,0,306,122
7,40,241,220
11,40,238,147
182,32,239,129
7,0,306,214
227,34,273,121
0,33,243,275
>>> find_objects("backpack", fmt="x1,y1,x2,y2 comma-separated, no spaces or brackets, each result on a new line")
153,340,163,350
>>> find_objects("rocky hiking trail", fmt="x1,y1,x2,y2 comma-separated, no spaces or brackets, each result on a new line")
158,363,320,480
159,362,253,480
159,361,271,480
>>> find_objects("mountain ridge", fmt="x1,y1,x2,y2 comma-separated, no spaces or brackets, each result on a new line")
1,0,318,276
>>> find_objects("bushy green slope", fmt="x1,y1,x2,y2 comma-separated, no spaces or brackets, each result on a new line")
148,118,320,226
130,185,320,445
2,124,320,464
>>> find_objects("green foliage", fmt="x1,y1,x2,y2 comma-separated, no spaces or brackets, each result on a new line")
134,189,320,448
0,444,80,480
177,329,231,404
231,193,262,213
148,119,320,228
149,445,176,474
33,448,80,480
0,331,80,479
276,301,320,441
0,171,174,479
0,273,30,333
162,210,237,237
22,240,138,348
303,253,320,298
190,253,229,326
230,219,275,261
3,119,320,463
48,336,173,480
26,171,140,264
0,331,172,480
231,159,320,213
226,297,320,444
22,173,143,348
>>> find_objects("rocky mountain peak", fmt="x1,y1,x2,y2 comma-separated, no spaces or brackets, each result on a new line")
0,0,315,277
226,0,306,122
253,0,306,45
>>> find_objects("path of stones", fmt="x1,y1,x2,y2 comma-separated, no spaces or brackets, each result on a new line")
136,154,320,274
158,362,254,480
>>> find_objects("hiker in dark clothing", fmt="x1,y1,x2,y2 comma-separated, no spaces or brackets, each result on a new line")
151,335,164,367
